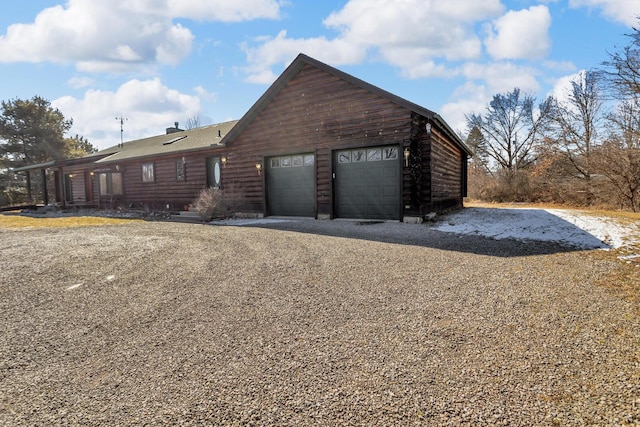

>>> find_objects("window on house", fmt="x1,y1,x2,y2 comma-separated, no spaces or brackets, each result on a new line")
99,172,123,196
142,163,154,183
176,160,185,181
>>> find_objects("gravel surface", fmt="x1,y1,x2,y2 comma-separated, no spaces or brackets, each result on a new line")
0,219,638,426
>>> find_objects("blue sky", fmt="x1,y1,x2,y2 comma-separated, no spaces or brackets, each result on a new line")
0,0,638,150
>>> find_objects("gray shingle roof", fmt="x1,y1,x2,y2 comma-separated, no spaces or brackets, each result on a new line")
95,120,238,164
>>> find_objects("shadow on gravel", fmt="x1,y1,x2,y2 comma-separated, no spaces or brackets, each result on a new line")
216,211,607,258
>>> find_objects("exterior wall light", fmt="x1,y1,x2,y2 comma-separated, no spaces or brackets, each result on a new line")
68,174,75,178
425,123,432,134
404,148,410,167
221,156,227,167
255,162,262,175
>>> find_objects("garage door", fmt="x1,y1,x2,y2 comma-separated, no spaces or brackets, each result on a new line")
334,145,400,220
266,153,315,217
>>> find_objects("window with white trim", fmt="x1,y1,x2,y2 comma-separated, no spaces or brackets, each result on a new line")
142,163,154,183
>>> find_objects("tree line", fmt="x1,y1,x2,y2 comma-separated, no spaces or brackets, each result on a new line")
466,24,640,212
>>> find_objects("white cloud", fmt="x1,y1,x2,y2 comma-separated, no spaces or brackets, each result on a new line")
67,76,95,89
166,0,282,21
0,0,283,72
0,1,192,72
194,85,217,102
542,60,577,72
241,30,366,84
394,59,454,80
324,0,503,61
569,0,640,26
441,82,492,134
53,78,202,150
484,6,552,60
242,0,505,82
462,62,541,94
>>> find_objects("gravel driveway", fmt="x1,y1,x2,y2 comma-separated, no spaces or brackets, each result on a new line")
0,219,638,425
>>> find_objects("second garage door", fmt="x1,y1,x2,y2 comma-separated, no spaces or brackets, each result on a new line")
334,145,401,220
266,153,316,217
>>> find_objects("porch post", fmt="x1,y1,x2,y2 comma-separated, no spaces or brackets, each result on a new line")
25,171,32,203
41,168,49,205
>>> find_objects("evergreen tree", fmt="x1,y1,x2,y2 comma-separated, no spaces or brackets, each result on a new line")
0,96,73,168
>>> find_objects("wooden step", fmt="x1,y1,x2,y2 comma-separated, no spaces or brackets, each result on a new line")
169,210,206,223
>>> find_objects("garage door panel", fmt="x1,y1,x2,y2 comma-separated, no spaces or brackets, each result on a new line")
384,168,398,178
368,168,383,179
267,153,315,217
335,145,400,220
383,185,398,197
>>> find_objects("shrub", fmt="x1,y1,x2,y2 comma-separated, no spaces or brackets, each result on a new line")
0,188,29,207
192,187,239,220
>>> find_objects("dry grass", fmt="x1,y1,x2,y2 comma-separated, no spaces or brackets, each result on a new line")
592,250,640,314
464,199,640,312
0,214,141,229
465,199,640,221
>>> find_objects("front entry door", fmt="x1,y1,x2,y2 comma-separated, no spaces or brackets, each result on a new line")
207,157,221,188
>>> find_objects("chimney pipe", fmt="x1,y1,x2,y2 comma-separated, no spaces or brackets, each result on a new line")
166,121,184,134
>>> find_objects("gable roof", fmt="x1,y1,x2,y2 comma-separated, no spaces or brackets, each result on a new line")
222,53,471,156
94,120,238,164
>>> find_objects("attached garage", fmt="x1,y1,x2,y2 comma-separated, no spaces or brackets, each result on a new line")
197,54,471,221
334,145,401,220
266,153,316,217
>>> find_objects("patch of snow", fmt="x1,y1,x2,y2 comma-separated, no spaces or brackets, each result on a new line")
433,207,639,250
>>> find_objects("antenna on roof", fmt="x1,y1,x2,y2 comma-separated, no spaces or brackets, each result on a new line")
115,116,128,148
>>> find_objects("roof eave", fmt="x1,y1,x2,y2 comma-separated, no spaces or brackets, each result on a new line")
11,161,56,172
95,144,226,165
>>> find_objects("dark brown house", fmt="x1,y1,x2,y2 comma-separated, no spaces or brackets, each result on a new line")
14,54,471,221
216,54,471,221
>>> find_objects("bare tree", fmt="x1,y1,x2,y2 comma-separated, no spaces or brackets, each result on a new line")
601,24,640,98
594,19,640,211
549,71,605,203
466,88,554,173
594,98,640,211
185,116,201,130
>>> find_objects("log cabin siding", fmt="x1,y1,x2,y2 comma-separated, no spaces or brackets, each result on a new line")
222,64,411,217
429,128,464,210
113,153,215,208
